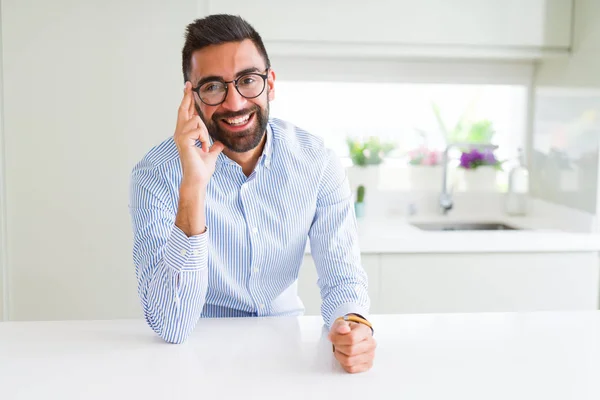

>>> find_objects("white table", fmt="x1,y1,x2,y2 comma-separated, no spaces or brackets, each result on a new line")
1,312,600,399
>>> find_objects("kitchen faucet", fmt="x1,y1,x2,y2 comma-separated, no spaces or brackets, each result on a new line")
439,142,499,215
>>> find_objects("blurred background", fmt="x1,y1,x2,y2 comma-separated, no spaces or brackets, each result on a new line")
0,0,599,321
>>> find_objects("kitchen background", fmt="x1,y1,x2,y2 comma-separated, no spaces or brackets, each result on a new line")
0,0,599,321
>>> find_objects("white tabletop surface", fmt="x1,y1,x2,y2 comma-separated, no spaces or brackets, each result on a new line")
2,312,600,399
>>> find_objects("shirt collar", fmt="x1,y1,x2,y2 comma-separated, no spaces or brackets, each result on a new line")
261,122,273,170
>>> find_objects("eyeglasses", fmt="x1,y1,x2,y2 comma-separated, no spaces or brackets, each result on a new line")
193,69,269,106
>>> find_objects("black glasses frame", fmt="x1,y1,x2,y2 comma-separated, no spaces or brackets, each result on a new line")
192,69,269,106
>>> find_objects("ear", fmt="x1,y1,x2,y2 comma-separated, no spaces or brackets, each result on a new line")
267,68,276,101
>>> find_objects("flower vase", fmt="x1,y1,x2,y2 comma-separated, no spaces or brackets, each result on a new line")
460,166,498,192
407,165,443,191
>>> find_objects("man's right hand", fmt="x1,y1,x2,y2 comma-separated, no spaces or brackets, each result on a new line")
174,81,224,187
173,82,224,237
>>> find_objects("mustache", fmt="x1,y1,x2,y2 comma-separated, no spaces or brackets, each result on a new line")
212,105,260,121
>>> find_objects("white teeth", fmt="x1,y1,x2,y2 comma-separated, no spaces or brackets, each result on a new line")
225,114,250,126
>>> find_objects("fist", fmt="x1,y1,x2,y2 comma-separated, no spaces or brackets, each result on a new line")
328,318,376,373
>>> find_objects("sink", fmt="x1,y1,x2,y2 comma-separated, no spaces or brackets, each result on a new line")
410,222,521,231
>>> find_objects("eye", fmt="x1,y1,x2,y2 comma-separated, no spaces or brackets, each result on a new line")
239,75,256,86
201,82,223,93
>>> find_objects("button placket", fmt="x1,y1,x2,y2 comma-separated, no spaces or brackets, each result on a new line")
241,180,260,311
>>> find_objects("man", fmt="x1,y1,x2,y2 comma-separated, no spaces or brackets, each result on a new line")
129,14,376,373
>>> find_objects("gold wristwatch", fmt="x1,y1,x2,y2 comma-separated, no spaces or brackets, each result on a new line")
336,314,373,333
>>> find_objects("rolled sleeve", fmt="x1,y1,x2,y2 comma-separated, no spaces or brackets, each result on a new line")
308,149,370,329
164,225,209,272
129,160,209,343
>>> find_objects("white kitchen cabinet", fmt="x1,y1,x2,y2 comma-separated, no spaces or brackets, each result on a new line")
207,0,573,59
0,272,4,321
379,252,600,314
297,254,380,316
299,251,600,316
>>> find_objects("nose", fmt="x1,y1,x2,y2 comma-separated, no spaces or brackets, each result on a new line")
220,82,247,111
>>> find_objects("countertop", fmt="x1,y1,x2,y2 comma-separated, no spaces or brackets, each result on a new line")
306,216,600,254
2,312,600,399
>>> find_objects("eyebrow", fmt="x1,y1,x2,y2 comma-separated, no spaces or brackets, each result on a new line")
195,67,263,88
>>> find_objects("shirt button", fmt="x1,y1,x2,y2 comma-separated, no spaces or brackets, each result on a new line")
179,249,187,257
253,267,260,273
193,250,200,255
259,304,265,309
252,227,258,234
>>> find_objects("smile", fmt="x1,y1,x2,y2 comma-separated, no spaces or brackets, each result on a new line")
222,112,253,126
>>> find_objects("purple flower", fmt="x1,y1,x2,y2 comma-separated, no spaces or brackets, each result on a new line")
459,149,499,169
482,151,497,165
459,149,479,169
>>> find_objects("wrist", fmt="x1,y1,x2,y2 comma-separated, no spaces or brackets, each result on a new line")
179,181,208,209
176,182,207,237
180,178,208,193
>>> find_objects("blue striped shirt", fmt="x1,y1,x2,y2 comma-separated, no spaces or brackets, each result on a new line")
129,118,369,343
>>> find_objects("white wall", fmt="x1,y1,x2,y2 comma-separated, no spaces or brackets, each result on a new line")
0,0,590,321
211,0,573,60
532,0,600,216
1,0,200,320
0,2,6,320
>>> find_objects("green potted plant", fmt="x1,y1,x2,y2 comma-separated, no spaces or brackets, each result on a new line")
347,136,396,167
346,136,396,193
426,102,502,192
354,185,366,218
428,101,497,146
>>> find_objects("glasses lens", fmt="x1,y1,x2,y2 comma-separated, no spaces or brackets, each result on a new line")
237,74,265,99
199,81,227,105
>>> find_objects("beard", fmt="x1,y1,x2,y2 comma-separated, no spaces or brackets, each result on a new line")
197,101,269,153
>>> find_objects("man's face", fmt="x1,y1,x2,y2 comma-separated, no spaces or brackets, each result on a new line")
189,39,275,153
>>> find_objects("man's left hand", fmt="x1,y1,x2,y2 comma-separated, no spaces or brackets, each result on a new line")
328,318,376,373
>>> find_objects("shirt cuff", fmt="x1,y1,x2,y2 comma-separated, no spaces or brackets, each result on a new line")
328,302,370,330
163,225,208,272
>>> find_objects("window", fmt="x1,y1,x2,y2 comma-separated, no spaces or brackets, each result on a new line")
270,80,528,191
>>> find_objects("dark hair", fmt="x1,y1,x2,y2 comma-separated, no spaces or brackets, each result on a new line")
181,14,271,83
